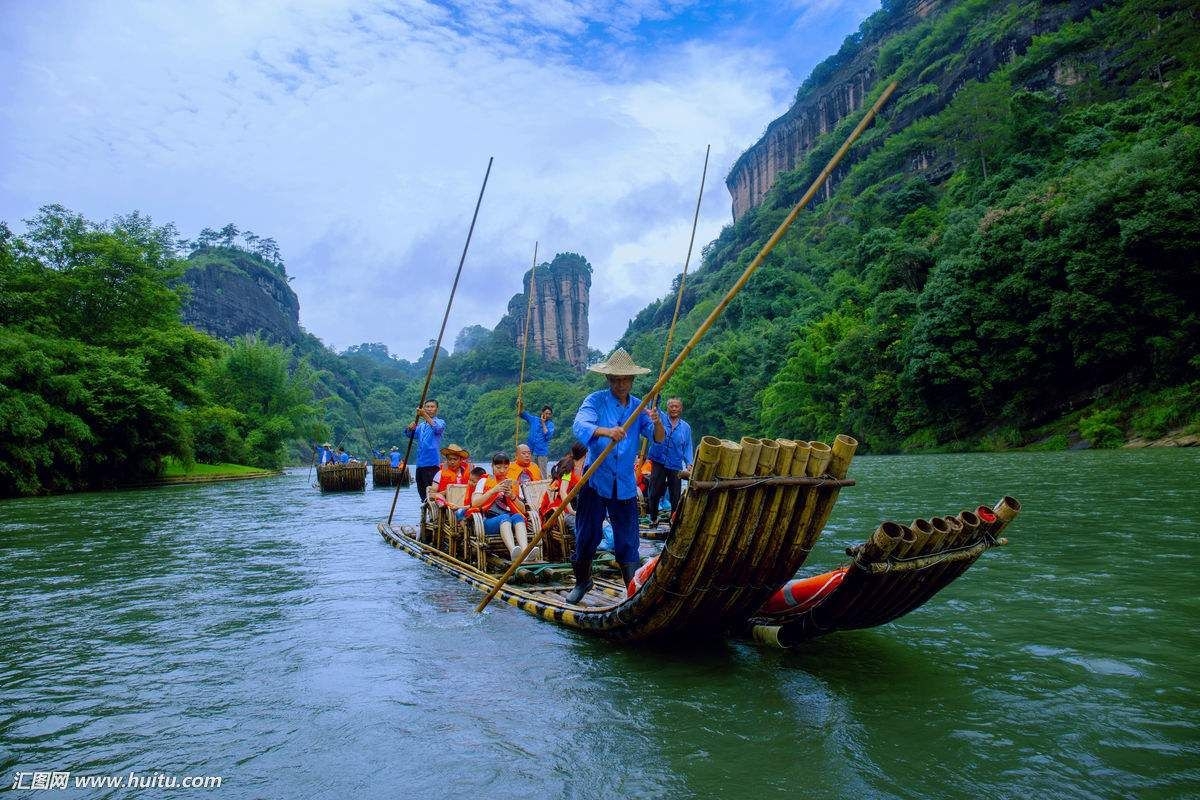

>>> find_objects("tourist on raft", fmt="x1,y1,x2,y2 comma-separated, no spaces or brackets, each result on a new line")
404,399,446,503
428,443,471,513
645,397,694,527
567,348,664,603
542,442,588,529
473,452,542,563
516,400,555,475
507,443,542,486
336,446,351,464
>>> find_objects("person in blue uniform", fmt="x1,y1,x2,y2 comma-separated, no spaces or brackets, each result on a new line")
405,399,446,502
517,400,555,475
318,443,335,465
389,446,402,469
567,348,664,603
645,397,694,527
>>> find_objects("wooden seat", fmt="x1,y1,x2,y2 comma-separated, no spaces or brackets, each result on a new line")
424,484,470,559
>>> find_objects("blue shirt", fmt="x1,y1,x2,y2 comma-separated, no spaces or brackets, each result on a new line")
647,416,694,471
337,452,350,464
320,448,334,465
405,417,446,467
573,389,658,500
389,451,402,468
520,411,556,457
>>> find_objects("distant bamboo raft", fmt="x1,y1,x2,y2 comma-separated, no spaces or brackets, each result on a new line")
379,432,859,641
371,460,405,488
744,496,1022,648
317,462,367,492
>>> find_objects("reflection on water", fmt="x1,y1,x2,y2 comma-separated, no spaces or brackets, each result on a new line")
2,449,1198,799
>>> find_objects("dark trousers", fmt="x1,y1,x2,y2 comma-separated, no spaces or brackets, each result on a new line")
573,482,640,565
415,466,439,503
646,460,681,522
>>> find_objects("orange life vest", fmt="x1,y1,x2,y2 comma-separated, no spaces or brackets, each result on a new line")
757,568,848,616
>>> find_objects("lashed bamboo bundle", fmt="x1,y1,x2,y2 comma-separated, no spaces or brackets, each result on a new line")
317,462,367,492
748,496,1021,648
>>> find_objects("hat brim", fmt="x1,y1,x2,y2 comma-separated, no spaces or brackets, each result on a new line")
588,364,651,376
440,447,470,458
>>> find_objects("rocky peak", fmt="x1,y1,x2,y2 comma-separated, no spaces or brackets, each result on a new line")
500,252,592,373
180,246,302,346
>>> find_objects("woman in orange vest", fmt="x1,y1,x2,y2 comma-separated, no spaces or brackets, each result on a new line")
473,452,542,563
428,443,472,517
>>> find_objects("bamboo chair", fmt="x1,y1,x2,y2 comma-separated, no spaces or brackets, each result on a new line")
438,484,469,560
523,479,573,562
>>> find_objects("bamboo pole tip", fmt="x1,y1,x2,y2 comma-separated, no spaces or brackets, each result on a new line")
994,496,1022,522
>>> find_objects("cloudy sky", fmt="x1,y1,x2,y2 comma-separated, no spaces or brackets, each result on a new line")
1,0,880,360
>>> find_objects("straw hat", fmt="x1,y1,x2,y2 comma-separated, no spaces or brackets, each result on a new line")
440,443,470,459
322,442,332,448
587,347,650,376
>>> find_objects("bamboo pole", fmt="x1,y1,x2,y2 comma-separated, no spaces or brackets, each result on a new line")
388,157,494,524
476,83,897,612
515,241,539,450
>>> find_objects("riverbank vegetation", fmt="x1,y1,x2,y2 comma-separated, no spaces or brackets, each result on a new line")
0,207,323,496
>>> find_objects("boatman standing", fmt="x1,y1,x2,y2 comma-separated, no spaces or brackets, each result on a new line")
517,400,555,475
567,348,664,604
645,397,694,528
389,446,402,469
404,399,446,503
318,442,335,465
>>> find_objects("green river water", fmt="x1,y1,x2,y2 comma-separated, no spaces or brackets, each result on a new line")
2,449,1198,799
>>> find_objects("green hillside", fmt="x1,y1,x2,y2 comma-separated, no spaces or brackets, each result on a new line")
618,0,1200,452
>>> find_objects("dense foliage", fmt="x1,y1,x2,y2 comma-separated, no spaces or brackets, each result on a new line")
620,0,1200,451
0,208,323,495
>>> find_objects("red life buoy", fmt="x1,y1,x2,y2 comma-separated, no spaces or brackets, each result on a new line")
758,567,848,616
627,555,659,596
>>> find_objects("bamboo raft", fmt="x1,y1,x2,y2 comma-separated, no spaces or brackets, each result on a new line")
378,432,1023,645
371,459,406,488
317,462,367,491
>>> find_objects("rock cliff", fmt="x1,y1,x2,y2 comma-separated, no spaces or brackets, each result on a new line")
725,0,1107,220
180,247,302,346
498,252,592,372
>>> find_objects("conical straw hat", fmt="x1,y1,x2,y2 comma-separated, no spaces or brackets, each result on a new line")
587,347,650,376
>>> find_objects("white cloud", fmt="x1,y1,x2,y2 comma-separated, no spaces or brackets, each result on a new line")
1,0,880,359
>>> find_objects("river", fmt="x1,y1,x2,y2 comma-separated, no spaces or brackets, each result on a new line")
2,449,1197,799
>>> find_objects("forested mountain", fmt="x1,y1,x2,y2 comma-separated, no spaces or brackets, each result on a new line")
619,0,1200,452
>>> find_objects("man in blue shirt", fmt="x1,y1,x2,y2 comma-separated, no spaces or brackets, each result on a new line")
318,442,335,465
404,399,446,503
645,397,695,528
336,446,350,464
567,348,664,604
516,400,555,475
389,446,402,469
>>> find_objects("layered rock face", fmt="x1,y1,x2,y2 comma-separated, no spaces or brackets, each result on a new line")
180,248,301,346
506,252,592,372
725,0,1105,220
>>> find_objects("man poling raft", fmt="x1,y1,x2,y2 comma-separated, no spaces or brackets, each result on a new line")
565,348,665,603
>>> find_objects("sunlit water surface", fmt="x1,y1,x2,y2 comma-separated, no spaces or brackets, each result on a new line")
2,449,1198,799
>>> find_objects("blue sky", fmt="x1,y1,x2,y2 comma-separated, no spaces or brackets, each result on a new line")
1,0,880,359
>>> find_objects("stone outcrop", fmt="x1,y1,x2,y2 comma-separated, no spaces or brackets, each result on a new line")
501,252,591,372
180,247,302,346
725,0,1107,220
